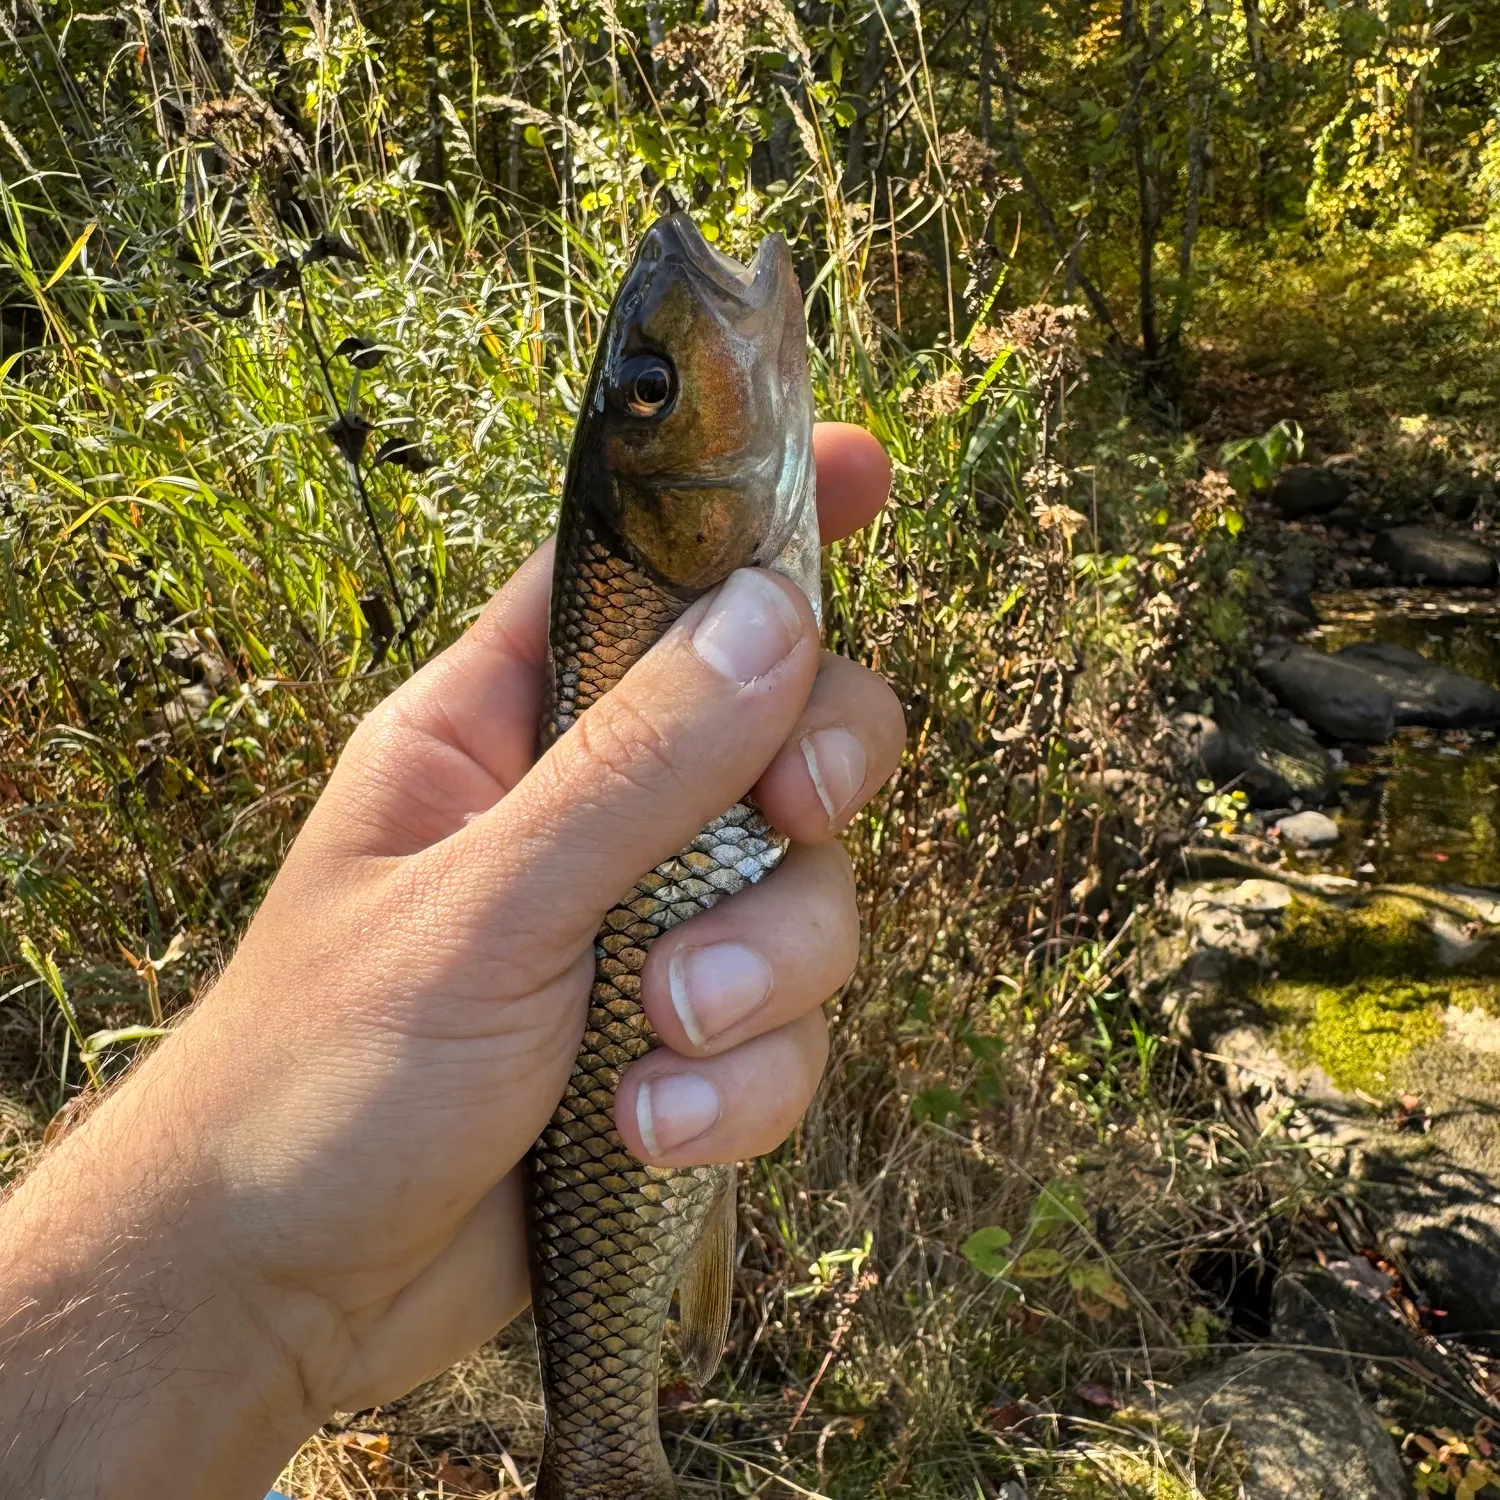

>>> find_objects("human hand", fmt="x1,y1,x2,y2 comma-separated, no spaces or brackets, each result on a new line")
0,424,902,1499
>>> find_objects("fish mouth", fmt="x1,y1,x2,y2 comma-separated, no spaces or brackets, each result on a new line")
638,213,792,309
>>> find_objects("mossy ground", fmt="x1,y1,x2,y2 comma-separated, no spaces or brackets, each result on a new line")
1273,894,1439,981
1258,895,1500,1095
1264,979,1446,1093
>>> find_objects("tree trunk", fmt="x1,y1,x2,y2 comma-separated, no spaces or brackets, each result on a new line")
1120,0,1159,364
842,10,886,194
996,69,1122,343
1241,0,1271,225
1168,0,1215,350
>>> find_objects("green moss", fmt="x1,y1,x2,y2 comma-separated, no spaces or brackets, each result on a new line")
1263,979,1445,1093
1259,896,1500,1093
1273,895,1437,982
1053,1418,1243,1500
1432,977,1500,1017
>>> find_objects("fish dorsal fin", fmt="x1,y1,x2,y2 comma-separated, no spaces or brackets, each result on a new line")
676,1176,737,1386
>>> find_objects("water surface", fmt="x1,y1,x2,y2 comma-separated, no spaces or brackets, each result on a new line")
1302,589,1500,887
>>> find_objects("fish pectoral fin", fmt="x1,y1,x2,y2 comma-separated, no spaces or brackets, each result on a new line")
676,1178,736,1386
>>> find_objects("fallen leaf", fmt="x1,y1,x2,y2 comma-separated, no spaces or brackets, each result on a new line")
658,1379,695,1413
1074,1382,1120,1409
43,1094,92,1145
1325,1254,1394,1305
432,1454,489,1494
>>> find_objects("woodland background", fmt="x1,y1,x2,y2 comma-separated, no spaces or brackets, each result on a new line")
2,0,1499,1492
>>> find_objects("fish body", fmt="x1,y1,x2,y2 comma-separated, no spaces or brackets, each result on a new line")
527,214,819,1500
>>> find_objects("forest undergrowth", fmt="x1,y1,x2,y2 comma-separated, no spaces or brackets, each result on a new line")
2,0,1499,1490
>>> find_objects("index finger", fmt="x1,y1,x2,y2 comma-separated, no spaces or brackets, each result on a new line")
812,423,891,542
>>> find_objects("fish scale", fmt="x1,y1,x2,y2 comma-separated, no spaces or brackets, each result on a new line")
529,516,788,1500
524,212,817,1500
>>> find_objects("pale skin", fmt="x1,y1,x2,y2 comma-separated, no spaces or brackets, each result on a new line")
0,424,903,1499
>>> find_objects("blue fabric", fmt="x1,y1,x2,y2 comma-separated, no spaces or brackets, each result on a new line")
267,1493,294,1499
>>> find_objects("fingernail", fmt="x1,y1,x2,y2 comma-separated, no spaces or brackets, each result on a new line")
669,944,774,1047
801,727,868,827
636,1073,722,1158
691,569,803,685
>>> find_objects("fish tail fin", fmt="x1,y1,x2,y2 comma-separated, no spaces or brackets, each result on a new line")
676,1172,737,1386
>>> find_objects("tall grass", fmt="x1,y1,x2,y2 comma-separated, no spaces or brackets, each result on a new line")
0,1,1311,1494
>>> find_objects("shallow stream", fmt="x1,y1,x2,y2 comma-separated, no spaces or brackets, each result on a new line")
1303,589,1500,887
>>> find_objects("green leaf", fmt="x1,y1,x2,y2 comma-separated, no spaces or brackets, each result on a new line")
1011,1247,1066,1278
43,221,96,290
833,100,857,127
523,124,544,148
82,1024,169,1061
1069,1262,1129,1308
911,1085,966,1125
960,1226,1013,1276
1028,1177,1088,1242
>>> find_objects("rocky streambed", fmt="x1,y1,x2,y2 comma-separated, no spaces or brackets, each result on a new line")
1145,466,1500,1497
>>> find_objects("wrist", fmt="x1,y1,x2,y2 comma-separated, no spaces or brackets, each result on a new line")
0,1042,328,1498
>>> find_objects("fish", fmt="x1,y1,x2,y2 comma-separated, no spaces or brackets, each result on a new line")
526,213,820,1500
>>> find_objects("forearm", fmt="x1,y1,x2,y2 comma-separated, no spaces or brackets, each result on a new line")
0,1045,320,1499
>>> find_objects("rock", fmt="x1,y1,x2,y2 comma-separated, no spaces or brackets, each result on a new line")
1372,525,1498,587
1445,885,1500,925
1256,644,1396,743
1270,464,1350,520
1177,699,1339,809
1275,809,1340,849
1335,641,1500,730
1159,1351,1406,1500
1272,1261,1477,1432
1270,547,1321,625
1218,878,1295,913
1357,1039,1500,1337
1444,1004,1500,1053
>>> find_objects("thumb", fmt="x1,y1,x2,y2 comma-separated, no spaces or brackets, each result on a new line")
431,567,821,965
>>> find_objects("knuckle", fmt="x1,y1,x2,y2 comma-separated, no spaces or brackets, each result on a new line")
568,694,685,802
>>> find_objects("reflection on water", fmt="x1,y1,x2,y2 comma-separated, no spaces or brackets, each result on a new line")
1305,590,1500,888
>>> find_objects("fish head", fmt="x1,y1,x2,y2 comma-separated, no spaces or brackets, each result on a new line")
566,214,817,602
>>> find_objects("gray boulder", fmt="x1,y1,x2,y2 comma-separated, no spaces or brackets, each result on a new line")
1256,644,1395,742
1159,1351,1406,1500
1269,548,1321,627
1273,1261,1477,1433
1177,699,1338,809
1275,809,1340,848
1271,465,1350,520
1336,640,1500,729
1372,525,1497,587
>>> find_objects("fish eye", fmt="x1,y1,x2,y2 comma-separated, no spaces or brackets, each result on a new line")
617,354,676,418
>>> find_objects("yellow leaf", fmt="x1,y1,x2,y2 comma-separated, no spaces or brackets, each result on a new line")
43,221,97,290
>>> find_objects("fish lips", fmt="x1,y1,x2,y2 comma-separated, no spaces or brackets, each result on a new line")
630,213,795,313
